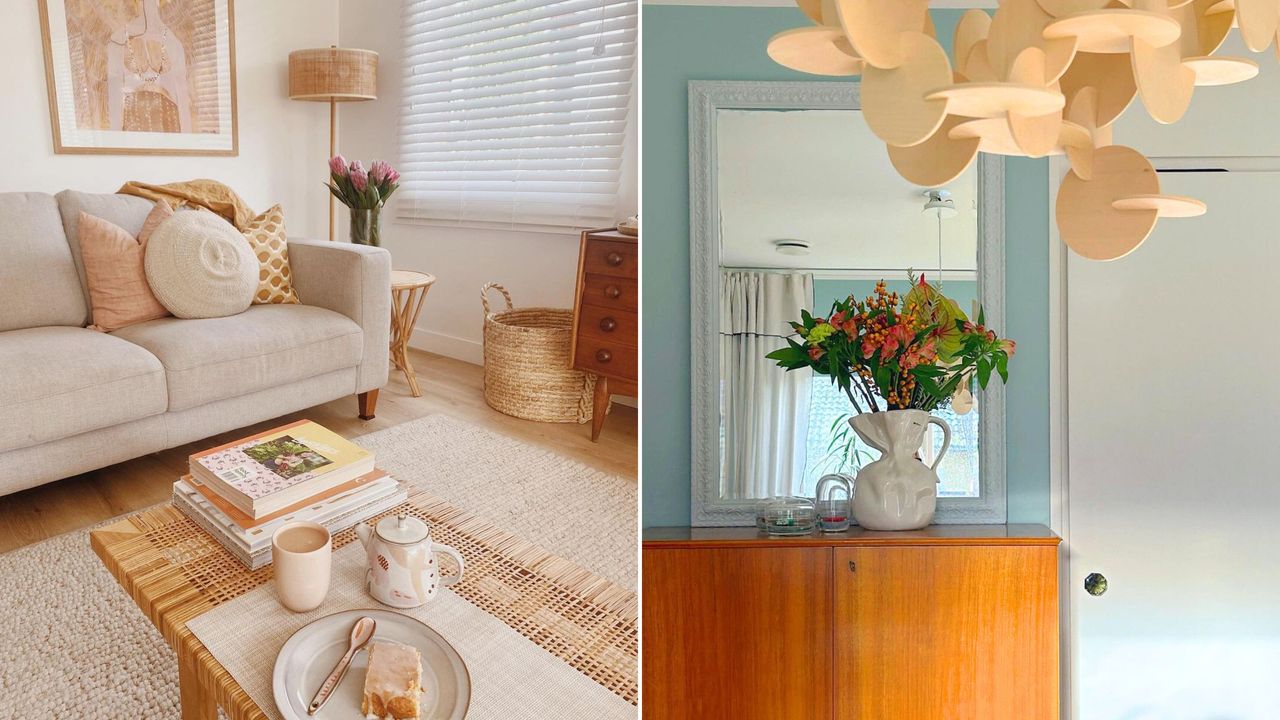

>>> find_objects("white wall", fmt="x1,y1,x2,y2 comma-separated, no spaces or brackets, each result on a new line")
338,0,639,364
0,0,339,238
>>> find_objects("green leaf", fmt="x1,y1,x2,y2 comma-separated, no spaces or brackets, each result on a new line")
765,345,809,368
977,358,992,388
996,353,1009,383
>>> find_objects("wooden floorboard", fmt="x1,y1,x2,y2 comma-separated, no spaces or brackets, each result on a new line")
0,349,637,554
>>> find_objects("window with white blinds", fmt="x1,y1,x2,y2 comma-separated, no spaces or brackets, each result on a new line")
398,0,638,232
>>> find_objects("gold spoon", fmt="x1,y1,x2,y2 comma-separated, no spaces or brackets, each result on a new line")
307,616,377,715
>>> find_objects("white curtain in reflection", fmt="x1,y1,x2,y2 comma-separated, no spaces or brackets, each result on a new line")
720,271,813,499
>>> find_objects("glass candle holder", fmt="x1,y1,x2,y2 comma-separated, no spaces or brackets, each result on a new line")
755,497,817,536
817,498,851,533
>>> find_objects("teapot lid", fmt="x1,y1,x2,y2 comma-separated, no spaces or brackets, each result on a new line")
374,513,430,545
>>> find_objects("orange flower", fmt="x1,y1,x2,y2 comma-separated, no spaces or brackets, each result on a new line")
808,346,823,361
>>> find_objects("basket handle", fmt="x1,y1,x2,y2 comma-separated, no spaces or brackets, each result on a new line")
481,283,514,316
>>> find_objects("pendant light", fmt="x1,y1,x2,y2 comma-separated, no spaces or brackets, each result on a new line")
766,0,1249,261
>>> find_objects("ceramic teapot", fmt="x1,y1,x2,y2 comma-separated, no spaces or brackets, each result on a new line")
355,513,465,608
849,409,951,531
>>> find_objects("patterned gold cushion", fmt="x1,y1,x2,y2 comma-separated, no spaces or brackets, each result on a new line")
242,205,300,304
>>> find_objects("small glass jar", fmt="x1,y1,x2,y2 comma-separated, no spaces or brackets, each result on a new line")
755,497,817,536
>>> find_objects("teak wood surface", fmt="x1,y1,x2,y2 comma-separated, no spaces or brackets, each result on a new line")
642,526,1060,720
642,545,834,720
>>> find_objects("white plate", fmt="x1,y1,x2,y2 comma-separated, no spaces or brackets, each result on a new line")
273,608,470,720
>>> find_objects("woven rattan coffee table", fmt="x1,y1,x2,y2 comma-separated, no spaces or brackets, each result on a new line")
90,490,637,720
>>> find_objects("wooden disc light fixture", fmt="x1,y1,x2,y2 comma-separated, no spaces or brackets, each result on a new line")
767,0,1274,260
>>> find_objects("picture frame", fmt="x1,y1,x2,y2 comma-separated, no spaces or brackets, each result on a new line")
38,0,239,156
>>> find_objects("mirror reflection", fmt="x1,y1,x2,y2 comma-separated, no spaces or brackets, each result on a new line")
716,108,980,502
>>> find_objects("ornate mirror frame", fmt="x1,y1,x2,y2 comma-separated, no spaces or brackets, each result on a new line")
689,80,1007,527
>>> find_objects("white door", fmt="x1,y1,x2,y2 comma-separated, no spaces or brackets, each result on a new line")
1067,171,1280,719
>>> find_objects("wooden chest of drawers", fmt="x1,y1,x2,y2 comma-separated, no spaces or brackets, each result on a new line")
571,228,638,441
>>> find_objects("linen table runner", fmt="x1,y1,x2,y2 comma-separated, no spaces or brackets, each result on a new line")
180,490,636,717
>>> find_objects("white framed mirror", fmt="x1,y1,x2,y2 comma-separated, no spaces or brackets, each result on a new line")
688,80,1006,527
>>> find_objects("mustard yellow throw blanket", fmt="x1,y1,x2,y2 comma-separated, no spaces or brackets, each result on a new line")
118,179,256,231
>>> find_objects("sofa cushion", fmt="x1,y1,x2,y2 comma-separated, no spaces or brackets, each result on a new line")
0,193,88,332
0,326,167,453
56,190,158,326
111,304,363,411
80,205,173,332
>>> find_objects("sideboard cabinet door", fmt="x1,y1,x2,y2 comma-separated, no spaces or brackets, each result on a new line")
642,546,834,719
833,545,1058,720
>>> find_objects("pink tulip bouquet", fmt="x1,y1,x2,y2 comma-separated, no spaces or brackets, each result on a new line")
326,156,400,210
326,156,399,245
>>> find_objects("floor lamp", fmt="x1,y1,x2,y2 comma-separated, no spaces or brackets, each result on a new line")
288,46,378,241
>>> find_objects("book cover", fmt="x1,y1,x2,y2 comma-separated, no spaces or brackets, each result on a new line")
190,419,374,515
188,469,388,531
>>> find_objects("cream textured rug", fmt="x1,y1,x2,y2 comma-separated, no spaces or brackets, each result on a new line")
0,414,635,717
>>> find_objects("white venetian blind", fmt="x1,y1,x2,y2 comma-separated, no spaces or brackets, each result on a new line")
398,0,637,232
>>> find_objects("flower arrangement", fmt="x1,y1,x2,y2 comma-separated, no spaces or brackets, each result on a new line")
326,156,400,245
766,274,1015,414
326,156,400,210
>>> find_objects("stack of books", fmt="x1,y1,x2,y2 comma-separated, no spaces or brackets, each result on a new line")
172,419,408,569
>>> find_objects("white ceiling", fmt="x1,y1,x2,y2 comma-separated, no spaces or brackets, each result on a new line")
717,109,978,271
643,1,997,7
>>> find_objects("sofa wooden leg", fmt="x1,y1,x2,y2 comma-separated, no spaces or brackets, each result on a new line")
358,389,379,420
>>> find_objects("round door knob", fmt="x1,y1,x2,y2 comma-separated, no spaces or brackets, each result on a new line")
605,252,624,267
595,349,613,363
604,285,622,299
599,317,618,332
1084,572,1108,596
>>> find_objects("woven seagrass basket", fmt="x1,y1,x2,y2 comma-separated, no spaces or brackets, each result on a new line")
481,283,595,424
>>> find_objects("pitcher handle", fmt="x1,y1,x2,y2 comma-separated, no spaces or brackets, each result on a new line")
926,417,951,473
434,543,466,587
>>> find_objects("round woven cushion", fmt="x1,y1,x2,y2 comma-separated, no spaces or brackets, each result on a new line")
144,210,257,319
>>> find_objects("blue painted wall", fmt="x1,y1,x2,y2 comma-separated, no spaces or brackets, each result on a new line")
641,6,1050,527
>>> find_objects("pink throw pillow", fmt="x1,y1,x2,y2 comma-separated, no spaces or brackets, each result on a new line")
80,202,174,332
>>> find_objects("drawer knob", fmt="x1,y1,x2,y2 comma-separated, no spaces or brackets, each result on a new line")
599,317,618,332
595,349,613,363
604,285,622,299
605,252,624,267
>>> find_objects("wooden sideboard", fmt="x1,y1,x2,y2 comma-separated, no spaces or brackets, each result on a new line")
571,228,638,441
643,525,1061,719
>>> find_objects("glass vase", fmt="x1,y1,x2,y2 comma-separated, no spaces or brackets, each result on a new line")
349,207,381,246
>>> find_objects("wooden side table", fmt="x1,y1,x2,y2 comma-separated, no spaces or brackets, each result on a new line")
390,270,436,397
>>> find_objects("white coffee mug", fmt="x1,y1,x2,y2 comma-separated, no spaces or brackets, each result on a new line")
271,521,332,612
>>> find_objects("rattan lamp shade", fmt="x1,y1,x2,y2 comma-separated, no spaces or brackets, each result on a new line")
288,47,378,101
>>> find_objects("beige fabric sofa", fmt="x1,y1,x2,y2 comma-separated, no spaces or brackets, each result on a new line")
0,191,391,497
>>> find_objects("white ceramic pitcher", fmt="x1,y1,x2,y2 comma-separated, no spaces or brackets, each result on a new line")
849,409,951,531
355,513,465,608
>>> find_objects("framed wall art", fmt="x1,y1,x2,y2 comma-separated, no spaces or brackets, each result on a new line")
38,0,238,155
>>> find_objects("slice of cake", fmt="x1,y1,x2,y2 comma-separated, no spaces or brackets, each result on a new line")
361,640,423,720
